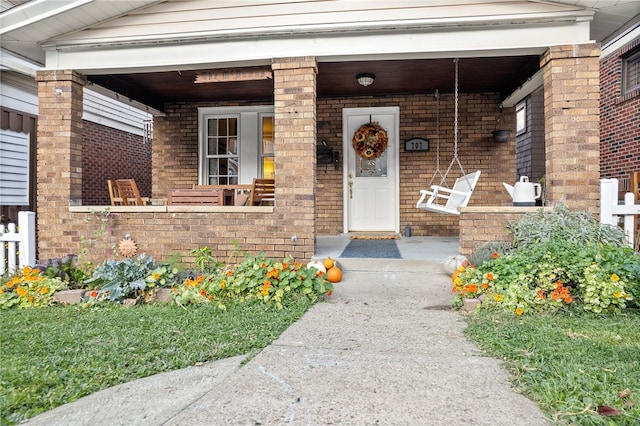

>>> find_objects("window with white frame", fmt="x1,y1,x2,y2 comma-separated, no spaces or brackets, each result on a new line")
198,106,274,185
623,49,640,95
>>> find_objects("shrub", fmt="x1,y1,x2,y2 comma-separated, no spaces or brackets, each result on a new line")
455,204,638,315
507,203,627,248
467,241,513,267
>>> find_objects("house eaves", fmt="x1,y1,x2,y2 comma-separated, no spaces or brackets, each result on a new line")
39,0,595,74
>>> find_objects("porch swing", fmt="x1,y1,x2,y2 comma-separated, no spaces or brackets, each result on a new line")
416,59,481,215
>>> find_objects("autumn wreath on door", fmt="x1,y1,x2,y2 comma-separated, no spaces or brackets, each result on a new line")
352,122,389,159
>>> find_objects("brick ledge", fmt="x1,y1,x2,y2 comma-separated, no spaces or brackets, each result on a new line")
459,206,553,214
69,206,274,213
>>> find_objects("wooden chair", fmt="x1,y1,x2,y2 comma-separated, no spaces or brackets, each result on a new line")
107,180,124,205
115,179,146,206
167,189,223,205
416,171,481,215
249,178,275,206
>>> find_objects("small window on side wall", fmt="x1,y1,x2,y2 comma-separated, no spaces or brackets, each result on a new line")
516,100,527,136
623,49,640,96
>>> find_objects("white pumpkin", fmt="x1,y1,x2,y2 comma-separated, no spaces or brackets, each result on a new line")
442,254,468,275
306,260,327,274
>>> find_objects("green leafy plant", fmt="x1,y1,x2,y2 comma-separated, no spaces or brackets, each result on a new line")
0,266,67,309
172,251,333,310
457,240,636,315
467,240,513,267
78,208,117,273
456,204,638,315
34,254,88,289
83,254,156,303
507,203,627,248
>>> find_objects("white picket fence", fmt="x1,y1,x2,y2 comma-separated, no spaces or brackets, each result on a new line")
600,178,640,247
0,211,36,275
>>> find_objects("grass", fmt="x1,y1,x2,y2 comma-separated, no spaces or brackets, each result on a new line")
0,297,314,425
464,309,640,425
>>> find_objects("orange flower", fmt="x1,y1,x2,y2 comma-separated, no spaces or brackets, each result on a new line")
282,262,289,270
326,290,333,296
200,290,207,297
226,270,233,277
463,284,478,294
481,283,489,290
515,307,524,316
15,287,27,297
537,289,546,299
485,273,494,281
316,270,324,277
564,296,572,304
40,287,49,294
153,272,161,280
492,252,499,259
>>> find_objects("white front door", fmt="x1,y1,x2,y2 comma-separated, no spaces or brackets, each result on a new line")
343,107,399,233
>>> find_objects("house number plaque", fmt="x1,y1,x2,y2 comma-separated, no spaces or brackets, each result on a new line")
404,137,430,152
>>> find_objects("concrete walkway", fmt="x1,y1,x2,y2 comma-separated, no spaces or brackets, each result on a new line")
22,239,549,425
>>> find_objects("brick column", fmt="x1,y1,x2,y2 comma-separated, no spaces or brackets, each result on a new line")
541,43,600,213
271,57,318,258
35,70,85,260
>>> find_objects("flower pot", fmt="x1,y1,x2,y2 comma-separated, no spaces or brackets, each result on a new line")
492,130,511,142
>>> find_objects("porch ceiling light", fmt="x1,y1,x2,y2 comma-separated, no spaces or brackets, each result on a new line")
356,73,375,87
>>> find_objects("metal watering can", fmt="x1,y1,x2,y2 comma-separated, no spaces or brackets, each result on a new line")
502,176,541,206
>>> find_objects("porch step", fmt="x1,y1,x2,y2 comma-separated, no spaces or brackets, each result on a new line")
335,258,445,274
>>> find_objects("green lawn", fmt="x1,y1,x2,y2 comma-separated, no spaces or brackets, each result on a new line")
465,309,640,425
0,299,313,425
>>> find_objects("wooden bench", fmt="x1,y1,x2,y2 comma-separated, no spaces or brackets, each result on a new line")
193,184,253,206
167,189,223,206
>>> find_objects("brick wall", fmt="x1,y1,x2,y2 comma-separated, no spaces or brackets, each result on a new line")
35,70,85,261
541,44,601,213
600,37,640,192
316,92,516,236
458,206,553,255
82,121,151,205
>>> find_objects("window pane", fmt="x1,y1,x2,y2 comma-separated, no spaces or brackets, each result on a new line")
208,119,218,137
263,157,275,179
624,51,640,94
356,151,387,178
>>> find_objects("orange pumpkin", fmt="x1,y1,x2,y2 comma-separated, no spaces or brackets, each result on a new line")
327,266,342,283
323,257,335,269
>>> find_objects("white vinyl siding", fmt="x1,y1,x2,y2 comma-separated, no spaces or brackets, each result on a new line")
0,129,29,206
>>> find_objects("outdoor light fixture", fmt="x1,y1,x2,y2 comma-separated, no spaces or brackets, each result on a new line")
356,73,375,87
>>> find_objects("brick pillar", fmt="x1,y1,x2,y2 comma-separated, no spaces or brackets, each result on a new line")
35,70,85,260
540,43,600,213
271,57,318,258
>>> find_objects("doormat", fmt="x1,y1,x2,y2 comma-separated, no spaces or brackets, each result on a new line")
340,239,402,259
349,234,399,240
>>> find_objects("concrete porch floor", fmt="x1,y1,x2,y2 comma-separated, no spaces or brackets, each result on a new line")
314,234,460,262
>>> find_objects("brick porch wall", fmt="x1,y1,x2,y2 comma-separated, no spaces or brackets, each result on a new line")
35,70,85,261
458,207,553,256
541,43,601,213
